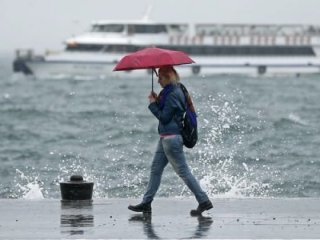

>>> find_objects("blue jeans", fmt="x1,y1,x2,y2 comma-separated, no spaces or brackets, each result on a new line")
142,135,209,204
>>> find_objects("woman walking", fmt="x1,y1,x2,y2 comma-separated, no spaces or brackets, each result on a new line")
128,66,212,216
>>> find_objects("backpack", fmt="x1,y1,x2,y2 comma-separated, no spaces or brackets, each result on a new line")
178,84,198,148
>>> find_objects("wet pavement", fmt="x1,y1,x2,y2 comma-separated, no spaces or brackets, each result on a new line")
0,198,319,239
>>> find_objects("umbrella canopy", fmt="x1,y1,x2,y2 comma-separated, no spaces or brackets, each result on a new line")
113,47,194,71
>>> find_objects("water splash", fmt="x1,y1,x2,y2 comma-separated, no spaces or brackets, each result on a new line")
56,153,105,198
14,169,45,199
195,90,272,197
55,145,148,199
199,161,272,198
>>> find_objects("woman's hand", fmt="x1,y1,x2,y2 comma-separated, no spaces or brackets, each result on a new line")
148,91,157,103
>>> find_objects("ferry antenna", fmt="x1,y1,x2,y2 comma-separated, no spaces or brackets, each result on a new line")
142,1,153,22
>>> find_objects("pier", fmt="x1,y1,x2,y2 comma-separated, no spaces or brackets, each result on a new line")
0,198,319,239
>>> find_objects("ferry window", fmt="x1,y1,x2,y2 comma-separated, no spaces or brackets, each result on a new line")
91,24,124,33
129,24,167,34
66,44,315,56
66,44,104,52
168,24,188,34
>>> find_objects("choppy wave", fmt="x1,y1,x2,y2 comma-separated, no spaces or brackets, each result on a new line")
274,113,309,127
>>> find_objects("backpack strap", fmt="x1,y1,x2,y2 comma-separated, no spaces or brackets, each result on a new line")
175,83,187,111
179,83,196,113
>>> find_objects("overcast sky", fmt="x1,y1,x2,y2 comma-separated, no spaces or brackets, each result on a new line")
1,0,320,54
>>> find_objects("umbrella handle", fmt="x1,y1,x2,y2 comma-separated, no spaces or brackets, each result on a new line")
152,69,154,92
151,68,158,93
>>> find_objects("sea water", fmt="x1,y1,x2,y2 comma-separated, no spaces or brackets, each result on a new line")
0,54,320,199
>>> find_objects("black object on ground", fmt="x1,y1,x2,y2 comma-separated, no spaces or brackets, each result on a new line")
60,175,94,201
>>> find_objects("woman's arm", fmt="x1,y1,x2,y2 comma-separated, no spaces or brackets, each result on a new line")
148,92,179,124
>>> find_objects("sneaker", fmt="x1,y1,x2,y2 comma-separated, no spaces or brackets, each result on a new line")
128,202,152,213
190,200,213,216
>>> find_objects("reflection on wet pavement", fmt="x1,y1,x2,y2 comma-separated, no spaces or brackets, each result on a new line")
60,201,94,236
129,213,213,239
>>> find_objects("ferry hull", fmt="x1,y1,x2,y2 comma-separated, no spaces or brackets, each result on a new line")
26,61,117,79
24,59,320,79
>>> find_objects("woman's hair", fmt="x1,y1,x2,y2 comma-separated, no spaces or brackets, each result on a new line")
158,66,180,85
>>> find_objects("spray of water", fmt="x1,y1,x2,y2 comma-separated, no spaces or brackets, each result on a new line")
14,169,45,199
195,90,273,197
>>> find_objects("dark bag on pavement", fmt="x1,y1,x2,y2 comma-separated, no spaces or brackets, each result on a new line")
179,84,198,148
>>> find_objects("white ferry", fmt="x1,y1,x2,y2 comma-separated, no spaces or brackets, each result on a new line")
13,20,320,78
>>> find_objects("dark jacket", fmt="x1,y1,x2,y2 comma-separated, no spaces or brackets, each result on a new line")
148,84,186,135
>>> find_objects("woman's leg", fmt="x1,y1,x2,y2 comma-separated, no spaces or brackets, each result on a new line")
162,135,209,204
142,139,168,204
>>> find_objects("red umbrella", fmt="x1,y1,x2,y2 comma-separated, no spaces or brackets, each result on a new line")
113,47,194,71
113,47,195,91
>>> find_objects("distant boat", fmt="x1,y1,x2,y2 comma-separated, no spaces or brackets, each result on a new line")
13,19,320,78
